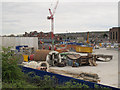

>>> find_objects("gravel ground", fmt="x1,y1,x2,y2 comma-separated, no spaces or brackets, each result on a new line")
50,48,118,88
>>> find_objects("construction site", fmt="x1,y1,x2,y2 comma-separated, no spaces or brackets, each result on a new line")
1,0,120,89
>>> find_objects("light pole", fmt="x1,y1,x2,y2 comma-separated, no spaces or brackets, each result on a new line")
66,30,68,44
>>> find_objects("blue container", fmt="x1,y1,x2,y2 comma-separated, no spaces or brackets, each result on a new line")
16,46,23,52
16,45,28,52
24,45,28,47
76,43,84,46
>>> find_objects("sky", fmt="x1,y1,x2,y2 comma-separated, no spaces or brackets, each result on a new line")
1,0,119,35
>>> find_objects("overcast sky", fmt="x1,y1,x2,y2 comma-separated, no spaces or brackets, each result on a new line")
2,0,118,35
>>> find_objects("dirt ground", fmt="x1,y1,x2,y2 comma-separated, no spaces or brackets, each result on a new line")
50,48,118,88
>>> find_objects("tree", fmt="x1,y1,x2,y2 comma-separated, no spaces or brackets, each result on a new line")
2,47,24,83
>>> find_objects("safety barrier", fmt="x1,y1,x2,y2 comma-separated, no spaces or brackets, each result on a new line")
21,66,119,89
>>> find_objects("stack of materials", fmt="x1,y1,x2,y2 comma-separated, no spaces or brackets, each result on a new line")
34,50,50,61
29,61,38,69
96,54,113,62
34,50,62,66
22,61,49,71
49,69,100,83
79,72,100,83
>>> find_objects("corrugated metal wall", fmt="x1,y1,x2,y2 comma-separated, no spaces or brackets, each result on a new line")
1,37,38,50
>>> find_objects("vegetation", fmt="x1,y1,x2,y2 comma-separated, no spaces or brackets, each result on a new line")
2,47,23,83
25,72,90,88
2,47,37,88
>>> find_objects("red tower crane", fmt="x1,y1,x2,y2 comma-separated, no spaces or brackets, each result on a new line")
47,0,59,50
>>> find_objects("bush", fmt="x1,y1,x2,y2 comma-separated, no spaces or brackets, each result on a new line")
2,80,37,88
2,47,38,88
25,72,57,88
57,80,89,88
26,71,90,88
2,47,24,83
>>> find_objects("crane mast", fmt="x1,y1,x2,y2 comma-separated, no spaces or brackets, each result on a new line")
47,0,59,50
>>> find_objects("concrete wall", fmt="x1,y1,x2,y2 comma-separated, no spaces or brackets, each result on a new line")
0,37,38,50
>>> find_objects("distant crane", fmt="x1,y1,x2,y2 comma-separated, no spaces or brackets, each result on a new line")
47,0,59,50
86,32,89,44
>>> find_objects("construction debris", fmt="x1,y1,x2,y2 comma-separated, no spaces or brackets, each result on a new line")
37,61,49,71
49,69,100,83
79,72,100,83
22,61,49,72
96,54,113,62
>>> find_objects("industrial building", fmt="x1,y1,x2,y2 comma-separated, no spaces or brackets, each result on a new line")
23,31,61,43
1,37,38,50
109,27,120,43
56,31,109,43
23,31,109,43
